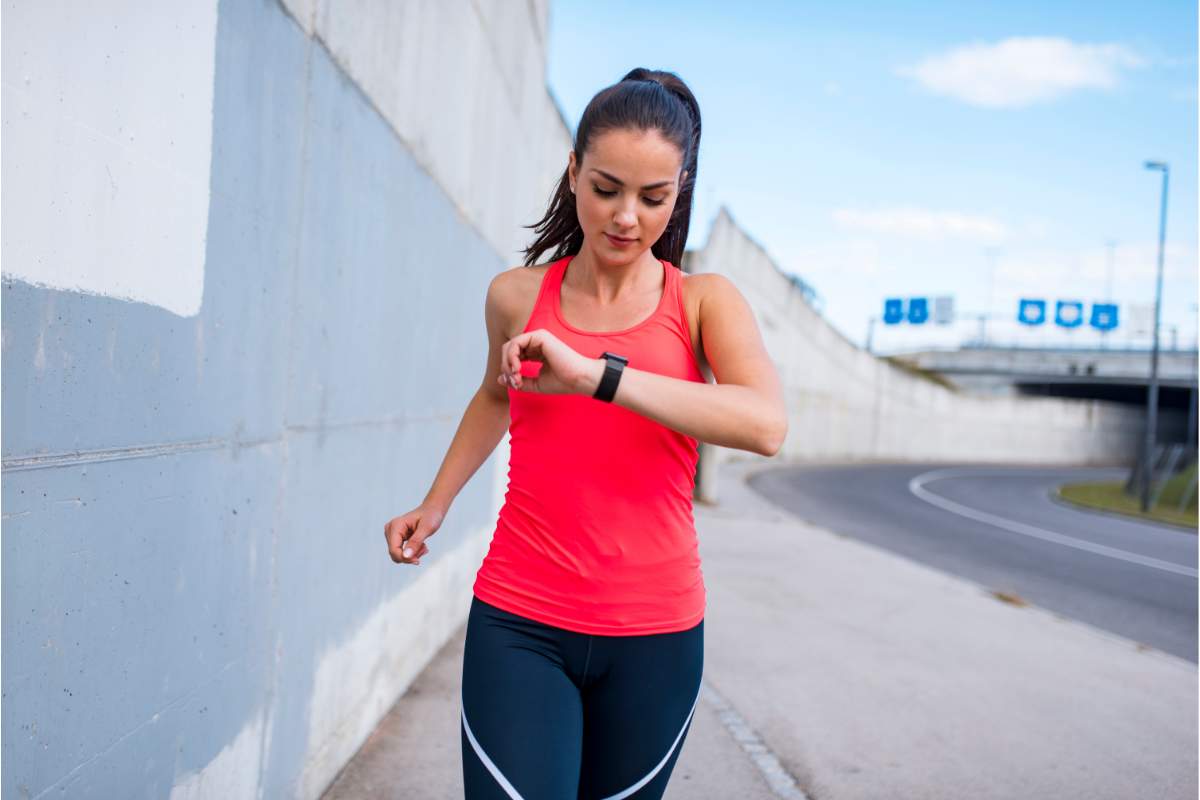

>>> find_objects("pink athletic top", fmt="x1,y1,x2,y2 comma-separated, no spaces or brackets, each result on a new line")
472,253,707,635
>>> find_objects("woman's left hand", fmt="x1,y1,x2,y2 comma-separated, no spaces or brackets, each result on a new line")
498,328,602,396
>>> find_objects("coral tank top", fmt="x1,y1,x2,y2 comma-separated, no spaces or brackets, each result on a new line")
472,253,707,635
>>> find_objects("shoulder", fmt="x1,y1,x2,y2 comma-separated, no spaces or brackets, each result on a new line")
681,271,745,322
487,262,553,336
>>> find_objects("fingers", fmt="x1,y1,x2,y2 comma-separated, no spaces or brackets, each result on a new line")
497,334,527,390
385,518,431,565
508,332,525,377
400,535,430,565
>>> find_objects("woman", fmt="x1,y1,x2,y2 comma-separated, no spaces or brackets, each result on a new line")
384,68,786,799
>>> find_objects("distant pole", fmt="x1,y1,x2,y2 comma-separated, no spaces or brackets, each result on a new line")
983,247,998,347
1189,386,1197,453
1104,240,1116,301
1102,240,1116,350
866,315,876,354
1141,161,1169,513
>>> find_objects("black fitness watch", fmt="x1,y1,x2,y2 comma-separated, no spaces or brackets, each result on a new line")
593,351,628,402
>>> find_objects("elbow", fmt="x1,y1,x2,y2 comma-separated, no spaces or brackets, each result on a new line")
755,414,789,458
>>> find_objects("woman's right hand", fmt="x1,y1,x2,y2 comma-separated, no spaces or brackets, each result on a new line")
384,504,445,566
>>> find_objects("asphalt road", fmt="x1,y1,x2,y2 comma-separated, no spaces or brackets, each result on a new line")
747,461,1198,663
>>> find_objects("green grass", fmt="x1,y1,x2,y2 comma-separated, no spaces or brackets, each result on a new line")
1057,463,1198,530
881,356,961,392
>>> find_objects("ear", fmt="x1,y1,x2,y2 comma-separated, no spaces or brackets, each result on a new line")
680,168,689,187
568,150,578,189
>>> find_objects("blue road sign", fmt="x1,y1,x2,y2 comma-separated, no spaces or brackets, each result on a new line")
1056,300,1084,328
883,298,904,324
1018,299,1046,325
1090,303,1119,331
907,297,928,324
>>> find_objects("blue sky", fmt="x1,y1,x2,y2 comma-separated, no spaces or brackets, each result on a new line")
546,0,1198,353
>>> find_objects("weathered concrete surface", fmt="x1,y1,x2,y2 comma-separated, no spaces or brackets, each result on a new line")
1,0,564,796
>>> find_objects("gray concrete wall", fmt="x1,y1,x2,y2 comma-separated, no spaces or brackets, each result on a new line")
2,1,569,797
685,208,1180,502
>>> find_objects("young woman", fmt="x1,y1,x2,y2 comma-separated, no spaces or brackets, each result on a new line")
384,68,786,799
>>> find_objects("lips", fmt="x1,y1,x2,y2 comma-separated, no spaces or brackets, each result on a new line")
606,233,636,243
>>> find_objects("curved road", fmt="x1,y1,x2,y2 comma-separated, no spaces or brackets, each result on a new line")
747,462,1198,663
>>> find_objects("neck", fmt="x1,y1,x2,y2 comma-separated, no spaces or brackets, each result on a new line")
568,245,661,304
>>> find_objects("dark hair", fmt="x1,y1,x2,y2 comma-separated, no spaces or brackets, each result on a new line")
521,68,701,269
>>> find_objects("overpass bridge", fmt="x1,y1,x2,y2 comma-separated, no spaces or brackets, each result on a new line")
889,344,1198,442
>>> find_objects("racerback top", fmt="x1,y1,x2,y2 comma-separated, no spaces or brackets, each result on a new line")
472,253,707,635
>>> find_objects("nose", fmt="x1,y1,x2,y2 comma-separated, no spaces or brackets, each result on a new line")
614,199,638,227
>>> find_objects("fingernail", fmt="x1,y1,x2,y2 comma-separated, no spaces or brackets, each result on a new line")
403,548,413,558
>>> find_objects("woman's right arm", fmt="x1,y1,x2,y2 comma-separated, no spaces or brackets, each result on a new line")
383,270,518,565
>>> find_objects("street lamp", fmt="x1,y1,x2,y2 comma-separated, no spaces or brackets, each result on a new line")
1140,160,1168,513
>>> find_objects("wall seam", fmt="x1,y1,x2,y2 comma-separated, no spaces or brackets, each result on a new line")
256,17,318,798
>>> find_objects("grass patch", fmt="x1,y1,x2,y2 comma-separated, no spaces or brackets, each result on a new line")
881,355,961,392
1057,465,1197,530
990,589,1028,606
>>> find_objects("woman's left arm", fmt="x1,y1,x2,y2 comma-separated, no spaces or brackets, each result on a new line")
591,273,787,456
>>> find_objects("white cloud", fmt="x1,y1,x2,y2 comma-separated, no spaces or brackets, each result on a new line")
897,36,1145,108
996,241,1198,290
832,206,1008,243
782,238,885,280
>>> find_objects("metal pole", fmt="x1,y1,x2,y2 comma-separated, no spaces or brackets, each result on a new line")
866,315,875,354
984,248,998,347
1141,162,1168,512
1102,240,1116,350
1188,385,1196,454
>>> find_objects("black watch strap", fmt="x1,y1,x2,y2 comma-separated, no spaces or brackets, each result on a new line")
593,351,628,402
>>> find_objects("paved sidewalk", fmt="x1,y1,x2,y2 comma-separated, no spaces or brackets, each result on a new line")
324,457,1198,799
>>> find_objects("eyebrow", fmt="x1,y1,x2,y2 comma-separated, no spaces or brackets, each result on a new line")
590,169,674,191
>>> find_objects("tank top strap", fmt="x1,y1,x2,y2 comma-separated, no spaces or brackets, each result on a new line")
522,255,570,334
663,258,691,342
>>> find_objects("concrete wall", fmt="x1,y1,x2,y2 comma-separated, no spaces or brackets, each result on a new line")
684,208,1179,502
2,0,569,797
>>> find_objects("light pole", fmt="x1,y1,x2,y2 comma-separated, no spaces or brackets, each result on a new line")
1140,161,1168,513
983,247,999,346
1102,240,1116,349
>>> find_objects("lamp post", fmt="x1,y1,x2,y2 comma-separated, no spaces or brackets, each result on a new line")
1140,161,1168,513
1102,240,1116,350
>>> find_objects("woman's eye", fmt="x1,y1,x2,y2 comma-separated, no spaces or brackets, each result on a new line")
592,185,666,206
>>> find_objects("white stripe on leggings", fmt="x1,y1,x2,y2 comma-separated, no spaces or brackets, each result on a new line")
461,685,701,800
461,704,526,800
599,684,702,800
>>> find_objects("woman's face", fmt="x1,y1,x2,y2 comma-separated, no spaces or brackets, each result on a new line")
568,127,687,266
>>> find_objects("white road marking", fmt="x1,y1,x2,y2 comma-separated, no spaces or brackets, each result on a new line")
908,468,1197,579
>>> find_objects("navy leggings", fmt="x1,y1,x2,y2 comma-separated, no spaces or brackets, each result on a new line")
460,596,704,799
